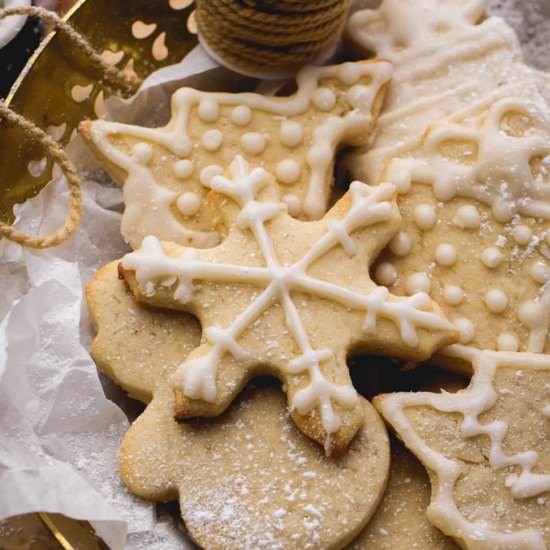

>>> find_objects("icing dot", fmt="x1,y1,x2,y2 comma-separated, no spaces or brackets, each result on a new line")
173,159,194,179
406,272,431,295
413,204,436,231
282,194,301,217
497,333,519,352
312,87,336,111
481,247,504,269
230,105,252,127
374,262,397,287
454,318,475,344
389,232,412,257
530,261,550,284
443,285,464,306
454,205,480,229
339,62,361,85
435,243,457,267
241,133,267,155
512,225,532,246
176,192,201,216
200,164,223,187
347,86,373,109
519,300,546,328
276,159,301,185
197,99,220,123
280,120,304,148
132,143,153,165
433,179,457,202
484,289,508,314
202,129,223,152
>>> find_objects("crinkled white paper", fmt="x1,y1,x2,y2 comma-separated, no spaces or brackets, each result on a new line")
0,2,548,548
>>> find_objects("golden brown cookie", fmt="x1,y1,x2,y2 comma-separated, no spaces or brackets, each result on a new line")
120,157,457,454
86,260,201,402
351,438,459,550
376,348,550,549
371,101,550,371
80,59,392,249
121,382,390,550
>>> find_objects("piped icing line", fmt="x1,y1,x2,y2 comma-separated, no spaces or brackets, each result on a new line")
387,97,550,221
122,156,454,437
377,349,550,550
88,60,393,248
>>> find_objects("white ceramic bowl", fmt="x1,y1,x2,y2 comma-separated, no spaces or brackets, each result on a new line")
0,0,32,49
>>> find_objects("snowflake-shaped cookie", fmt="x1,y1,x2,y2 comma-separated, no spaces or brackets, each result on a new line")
376,348,550,549
120,156,457,454
80,59,392,249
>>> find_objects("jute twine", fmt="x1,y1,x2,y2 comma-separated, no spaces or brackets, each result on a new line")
0,6,141,250
196,0,352,77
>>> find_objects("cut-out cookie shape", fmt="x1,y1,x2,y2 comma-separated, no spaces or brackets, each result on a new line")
371,98,550,366
352,438,459,550
80,59,393,249
347,0,523,183
86,261,201,402
120,156,457,454
375,348,550,549
121,382,390,550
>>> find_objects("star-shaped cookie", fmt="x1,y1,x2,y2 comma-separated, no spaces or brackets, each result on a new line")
376,348,550,549
80,59,392,249
120,156,457,454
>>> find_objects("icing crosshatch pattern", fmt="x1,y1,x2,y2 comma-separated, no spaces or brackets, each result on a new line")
120,156,457,454
81,59,392,250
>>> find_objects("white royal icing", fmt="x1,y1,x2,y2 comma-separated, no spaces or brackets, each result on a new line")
378,349,550,549
122,156,454,437
88,60,393,248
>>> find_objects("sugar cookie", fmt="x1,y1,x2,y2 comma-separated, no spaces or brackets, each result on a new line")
372,100,550,369
121,382,390,550
80,60,392,249
86,261,201,402
351,438,459,550
120,157,457,455
376,348,550,549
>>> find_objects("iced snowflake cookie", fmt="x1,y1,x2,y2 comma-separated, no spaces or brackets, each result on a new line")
86,261,201,402
119,156,457,454
375,348,550,550
121,382,390,550
79,59,392,250
370,99,550,368
352,438,459,550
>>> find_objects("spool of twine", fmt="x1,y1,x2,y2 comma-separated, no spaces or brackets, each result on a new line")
195,0,352,78
0,6,141,249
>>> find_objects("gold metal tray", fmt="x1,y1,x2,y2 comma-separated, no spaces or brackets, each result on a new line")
1,0,198,223
1,2,198,547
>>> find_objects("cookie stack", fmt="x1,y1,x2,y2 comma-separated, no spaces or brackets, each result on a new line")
81,1,550,547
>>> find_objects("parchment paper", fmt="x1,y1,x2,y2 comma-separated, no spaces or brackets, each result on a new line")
0,2,548,548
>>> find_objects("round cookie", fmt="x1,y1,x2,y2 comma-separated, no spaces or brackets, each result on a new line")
376,349,550,549
80,59,392,249
86,260,201,402
351,438,459,550
121,382,390,550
